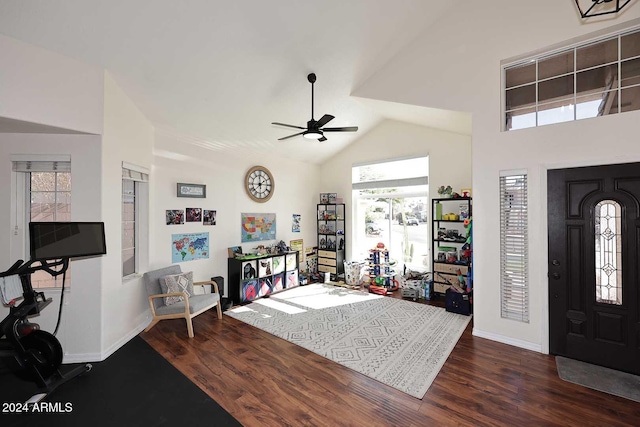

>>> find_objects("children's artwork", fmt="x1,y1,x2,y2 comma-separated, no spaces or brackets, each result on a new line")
292,214,301,232
272,255,285,275
166,210,184,225
241,213,276,242
273,273,284,292
203,210,217,225
242,260,257,279
290,239,303,257
259,278,272,297
171,232,209,262
186,208,202,222
304,246,318,273
258,257,272,277
286,270,299,288
241,279,259,302
285,252,297,271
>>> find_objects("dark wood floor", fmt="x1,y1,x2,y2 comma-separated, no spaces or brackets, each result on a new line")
141,291,640,427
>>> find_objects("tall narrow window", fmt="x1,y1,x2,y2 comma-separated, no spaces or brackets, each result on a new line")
122,179,136,277
595,200,623,305
500,172,529,322
13,159,72,288
122,164,149,278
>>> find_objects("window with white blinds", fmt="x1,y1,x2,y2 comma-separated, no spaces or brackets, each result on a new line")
122,163,149,278
12,159,72,289
500,173,529,322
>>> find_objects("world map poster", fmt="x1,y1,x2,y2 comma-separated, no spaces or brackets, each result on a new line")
171,232,209,262
241,213,276,242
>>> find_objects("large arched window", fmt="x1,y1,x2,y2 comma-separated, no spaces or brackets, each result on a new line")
595,200,622,305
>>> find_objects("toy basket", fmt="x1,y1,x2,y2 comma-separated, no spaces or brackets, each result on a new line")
343,260,365,286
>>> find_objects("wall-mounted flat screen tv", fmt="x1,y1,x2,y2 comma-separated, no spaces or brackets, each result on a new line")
29,222,107,261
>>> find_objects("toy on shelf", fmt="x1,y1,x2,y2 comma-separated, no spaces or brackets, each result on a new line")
366,243,399,295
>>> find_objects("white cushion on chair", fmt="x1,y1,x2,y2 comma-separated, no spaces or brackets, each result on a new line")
161,271,194,305
155,293,221,315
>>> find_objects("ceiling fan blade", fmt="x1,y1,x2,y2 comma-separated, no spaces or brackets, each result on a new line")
278,131,306,141
272,122,306,130
321,126,358,132
318,136,327,142
315,114,335,128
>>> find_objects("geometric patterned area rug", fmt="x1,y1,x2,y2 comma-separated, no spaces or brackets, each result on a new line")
225,283,471,399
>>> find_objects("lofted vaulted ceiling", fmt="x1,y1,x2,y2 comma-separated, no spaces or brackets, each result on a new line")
0,0,469,164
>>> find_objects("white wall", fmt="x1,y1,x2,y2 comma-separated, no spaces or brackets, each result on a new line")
101,72,154,356
0,35,108,361
0,134,103,360
152,131,321,298
354,1,640,351
0,34,104,134
0,34,321,362
320,119,472,261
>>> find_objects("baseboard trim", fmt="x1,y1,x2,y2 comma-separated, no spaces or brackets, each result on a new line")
472,328,543,353
100,317,150,361
62,351,103,364
62,315,150,363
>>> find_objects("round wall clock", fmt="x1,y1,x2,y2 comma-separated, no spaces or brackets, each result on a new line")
245,165,274,202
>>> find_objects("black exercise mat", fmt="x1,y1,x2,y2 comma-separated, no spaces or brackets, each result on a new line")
0,336,241,427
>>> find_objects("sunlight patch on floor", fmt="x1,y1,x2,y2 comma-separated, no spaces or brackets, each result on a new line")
254,298,307,314
271,283,382,310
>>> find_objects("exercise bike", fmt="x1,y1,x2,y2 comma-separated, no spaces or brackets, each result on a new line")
0,257,92,401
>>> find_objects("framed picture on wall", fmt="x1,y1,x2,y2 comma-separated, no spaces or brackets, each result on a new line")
177,183,206,198
186,208,202,222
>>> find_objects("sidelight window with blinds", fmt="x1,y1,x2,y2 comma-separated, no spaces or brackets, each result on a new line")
500,172,529,322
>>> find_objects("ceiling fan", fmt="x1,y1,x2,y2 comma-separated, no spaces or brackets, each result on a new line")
272,73,358,142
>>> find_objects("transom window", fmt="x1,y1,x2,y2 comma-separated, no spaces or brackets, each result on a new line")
503,28,640,131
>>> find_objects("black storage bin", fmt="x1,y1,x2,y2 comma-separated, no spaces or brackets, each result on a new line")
211,276,224,296
445,288,472,316
212,276,233,310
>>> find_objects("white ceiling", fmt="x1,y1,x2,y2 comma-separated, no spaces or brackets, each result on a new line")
0,0,469,164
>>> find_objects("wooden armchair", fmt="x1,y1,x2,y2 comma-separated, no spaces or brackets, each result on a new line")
142,265,222,338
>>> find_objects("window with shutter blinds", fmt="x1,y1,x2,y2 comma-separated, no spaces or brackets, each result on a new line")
13,160,71,172
122,163,149,277
500,173,529,322
12,159,72,288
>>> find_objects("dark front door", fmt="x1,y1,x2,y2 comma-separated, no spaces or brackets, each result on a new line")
548,162,640,374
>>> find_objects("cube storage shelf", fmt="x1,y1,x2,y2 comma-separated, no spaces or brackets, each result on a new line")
228,251,299,304
431,197,472,294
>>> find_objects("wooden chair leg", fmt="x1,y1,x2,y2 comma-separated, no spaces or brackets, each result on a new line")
144,319,159,333
186,316,194,338
216,302,222,319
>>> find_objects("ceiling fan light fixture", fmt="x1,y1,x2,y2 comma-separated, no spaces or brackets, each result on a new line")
303,130,323,140
273,73,358,142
